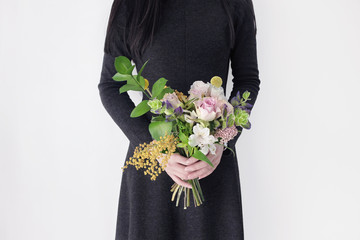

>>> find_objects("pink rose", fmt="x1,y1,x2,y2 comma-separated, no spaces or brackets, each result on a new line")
194,97,222,121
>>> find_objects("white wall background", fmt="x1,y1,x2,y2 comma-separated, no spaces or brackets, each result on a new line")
1,0,359,239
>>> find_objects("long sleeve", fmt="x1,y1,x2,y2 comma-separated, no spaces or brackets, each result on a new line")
98,1,154,148
226,0,261,150
98,52,154,148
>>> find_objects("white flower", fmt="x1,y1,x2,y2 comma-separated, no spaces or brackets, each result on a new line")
208,85,227,101
188,123,217,155
199,143,217,155
188,80,211,100
184,110,198,124
161,92,182,108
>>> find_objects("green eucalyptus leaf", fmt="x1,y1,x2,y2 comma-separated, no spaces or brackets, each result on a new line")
130,100,150,117
119,84,143,94
137,59,149,82
187,145,194,155
149,121,173,140
113,73,132,82
177,142,187,148
125,65,135,75
178,131,188,144
126,76,138,86
152,77,168,98
151,116,165,122
114,56,132,74
192,148,214,167
136,75,145,89
156,87,174,100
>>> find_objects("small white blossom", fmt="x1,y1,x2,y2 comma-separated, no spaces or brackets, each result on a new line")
188,123,217,155
184,110,198,124
209,85,227,101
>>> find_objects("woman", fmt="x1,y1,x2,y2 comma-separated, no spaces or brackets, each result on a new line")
98,0,261,239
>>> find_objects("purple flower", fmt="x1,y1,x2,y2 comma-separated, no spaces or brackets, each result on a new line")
174,106,183,115
165,100,173,109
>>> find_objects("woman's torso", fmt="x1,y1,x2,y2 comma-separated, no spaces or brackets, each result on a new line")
133,0,233,97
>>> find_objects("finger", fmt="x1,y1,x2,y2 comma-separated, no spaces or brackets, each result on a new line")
173,154,190,166
171,162,191,175
184,160,209,172
171,167,190,180
170,173,192,188
165,163,192,180
187,168,211,180
185,156,200,165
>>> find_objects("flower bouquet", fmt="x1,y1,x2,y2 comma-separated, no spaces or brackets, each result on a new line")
114,56,253,209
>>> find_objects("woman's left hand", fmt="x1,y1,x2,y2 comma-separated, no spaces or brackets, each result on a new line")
184,144,224,180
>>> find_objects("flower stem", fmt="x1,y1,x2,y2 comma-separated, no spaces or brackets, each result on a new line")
130,75,151,99
190,180,200,206
171,184,180,201
184,187,187,209
176,186,184,207
194,178,204,202
187,187,190,207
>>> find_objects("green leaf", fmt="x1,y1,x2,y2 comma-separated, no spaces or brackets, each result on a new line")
151,116,165,122
126,76,137,86
137,59,149,82
177,142,187,148
192,148,214,167
223,144,236,159
114,56,132,74
156,87,174,100
242,90,251,101
152,77,168,98
130,100,150,117
135,75,145,89
148,121,173,140
113,73,132,82
126,65,135,75
187,145,194,155
178,131,188,144
119,84,143,94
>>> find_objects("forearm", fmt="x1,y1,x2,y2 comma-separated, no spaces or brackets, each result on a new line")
98,52,154,147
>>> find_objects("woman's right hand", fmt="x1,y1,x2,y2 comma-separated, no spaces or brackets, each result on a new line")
157,153,198,188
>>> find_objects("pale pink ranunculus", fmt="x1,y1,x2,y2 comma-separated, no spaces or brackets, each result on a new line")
161,92,182,108
194,97,222,121
188,80,211,100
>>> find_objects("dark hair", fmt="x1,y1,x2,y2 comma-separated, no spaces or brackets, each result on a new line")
104,0,256,60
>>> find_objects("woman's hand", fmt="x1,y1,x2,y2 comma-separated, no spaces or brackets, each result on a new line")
184,144,224,180
157,153,198,188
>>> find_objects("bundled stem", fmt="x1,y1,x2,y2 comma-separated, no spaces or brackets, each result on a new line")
171,146,205,208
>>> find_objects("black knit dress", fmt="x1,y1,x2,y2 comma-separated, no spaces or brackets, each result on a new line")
98,0,261,239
